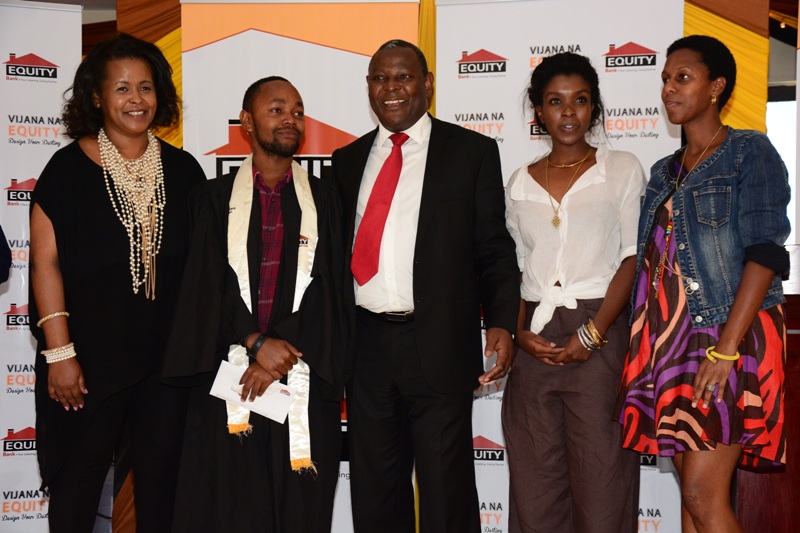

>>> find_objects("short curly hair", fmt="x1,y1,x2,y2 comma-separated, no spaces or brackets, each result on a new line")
242,76,290,113
62,33,180,139
372,39,428,77
527,52,604,132
666,35,736,109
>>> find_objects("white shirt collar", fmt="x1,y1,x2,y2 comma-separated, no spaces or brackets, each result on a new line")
376,113,432,147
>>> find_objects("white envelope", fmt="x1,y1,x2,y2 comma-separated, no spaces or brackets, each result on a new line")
209,360,295,424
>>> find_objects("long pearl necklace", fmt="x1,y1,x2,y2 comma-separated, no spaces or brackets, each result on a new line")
98,128,166,300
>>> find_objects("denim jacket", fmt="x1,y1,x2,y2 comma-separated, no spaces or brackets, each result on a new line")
632,128,790,327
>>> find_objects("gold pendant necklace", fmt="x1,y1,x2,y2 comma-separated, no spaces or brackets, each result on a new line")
544,147,593,228
676,124,725,190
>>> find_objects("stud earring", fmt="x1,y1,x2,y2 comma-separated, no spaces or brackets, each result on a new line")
710,94,717,105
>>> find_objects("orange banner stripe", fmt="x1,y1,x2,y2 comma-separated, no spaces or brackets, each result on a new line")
182,3,419,56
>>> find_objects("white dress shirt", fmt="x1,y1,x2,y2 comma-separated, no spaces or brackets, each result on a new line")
505,144,646,334
354,114,432,313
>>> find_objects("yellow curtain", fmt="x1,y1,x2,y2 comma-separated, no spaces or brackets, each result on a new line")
151,28,183,148
419,0,436,116
684,2,768,132
417,3,437,529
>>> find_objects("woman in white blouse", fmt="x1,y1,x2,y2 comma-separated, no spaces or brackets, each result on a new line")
502,52,646,533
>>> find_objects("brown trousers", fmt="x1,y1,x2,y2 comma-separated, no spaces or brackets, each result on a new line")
502,299,640,533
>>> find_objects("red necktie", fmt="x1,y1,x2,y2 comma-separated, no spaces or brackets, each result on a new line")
351,132,409,286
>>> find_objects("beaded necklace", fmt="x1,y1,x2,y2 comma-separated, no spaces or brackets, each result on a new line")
98,128,166,300
652,220,674,295
651,125,725,297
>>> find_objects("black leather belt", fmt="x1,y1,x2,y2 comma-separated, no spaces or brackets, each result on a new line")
358,307,415,323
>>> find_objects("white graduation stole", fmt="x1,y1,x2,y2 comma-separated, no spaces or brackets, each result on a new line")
226,155,318,472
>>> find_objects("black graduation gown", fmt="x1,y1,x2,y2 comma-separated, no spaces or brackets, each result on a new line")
163,168,348,533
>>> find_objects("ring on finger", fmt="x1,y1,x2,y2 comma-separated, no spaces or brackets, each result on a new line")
705,383,716,392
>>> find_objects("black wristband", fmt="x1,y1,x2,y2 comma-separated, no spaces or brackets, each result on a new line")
247,334,268,359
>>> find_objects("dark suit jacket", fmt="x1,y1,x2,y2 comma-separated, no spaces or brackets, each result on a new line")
332,116,519,393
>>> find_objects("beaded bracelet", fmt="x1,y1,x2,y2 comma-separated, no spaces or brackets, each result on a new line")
36,311,70,328
41,342,77,364
706,346,740,364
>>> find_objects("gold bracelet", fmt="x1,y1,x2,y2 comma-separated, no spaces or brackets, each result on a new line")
706,346,740,362
586,319,608,347
36,311,70,328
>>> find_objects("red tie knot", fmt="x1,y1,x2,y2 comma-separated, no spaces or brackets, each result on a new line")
390,132,409,147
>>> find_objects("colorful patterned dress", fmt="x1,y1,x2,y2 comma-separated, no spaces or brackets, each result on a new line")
617,195,786,467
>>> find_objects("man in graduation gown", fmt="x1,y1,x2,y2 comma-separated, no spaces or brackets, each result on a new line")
163,77,347,532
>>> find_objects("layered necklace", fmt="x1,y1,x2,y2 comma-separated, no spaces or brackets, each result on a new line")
652,124,725,297
98,128,166,300
543,146,593,228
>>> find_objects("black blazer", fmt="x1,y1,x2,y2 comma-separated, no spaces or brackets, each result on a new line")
332,116,519,393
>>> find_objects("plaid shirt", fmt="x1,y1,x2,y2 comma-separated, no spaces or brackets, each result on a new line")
253,167,293,333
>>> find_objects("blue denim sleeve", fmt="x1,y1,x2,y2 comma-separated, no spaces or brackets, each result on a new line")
736,133,791,252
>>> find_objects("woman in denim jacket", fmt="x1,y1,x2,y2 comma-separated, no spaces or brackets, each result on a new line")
617,36,790,533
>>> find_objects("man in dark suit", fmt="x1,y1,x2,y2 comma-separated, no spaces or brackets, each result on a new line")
331,40,520,532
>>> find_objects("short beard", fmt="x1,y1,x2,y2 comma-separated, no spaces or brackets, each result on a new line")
256,137,300,158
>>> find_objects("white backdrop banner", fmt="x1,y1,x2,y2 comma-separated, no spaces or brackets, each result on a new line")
436,1,684,532
180,2,420,531
0,0,80,531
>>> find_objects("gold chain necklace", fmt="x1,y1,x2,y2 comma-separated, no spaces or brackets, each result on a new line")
544,147,593,228
98,128,166,300
676,124,724,190
547,146,593,168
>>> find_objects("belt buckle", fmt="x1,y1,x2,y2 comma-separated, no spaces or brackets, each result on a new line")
385,310,413,323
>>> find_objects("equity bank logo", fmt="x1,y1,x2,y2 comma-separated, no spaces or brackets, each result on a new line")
604,42,658,72
6,178,35,205
473,435,505,463
5,303,29,330
528,114,549,139
457,49,507,78
4,53,58,81
2,428,36,457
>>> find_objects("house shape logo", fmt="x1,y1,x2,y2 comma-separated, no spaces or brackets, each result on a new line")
206,117,357,178
4,53,59,78
473,435,505,461
457,49,507,75
604,42,658,69
2,427,36,453
5,303,29,328
6,178,37,203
